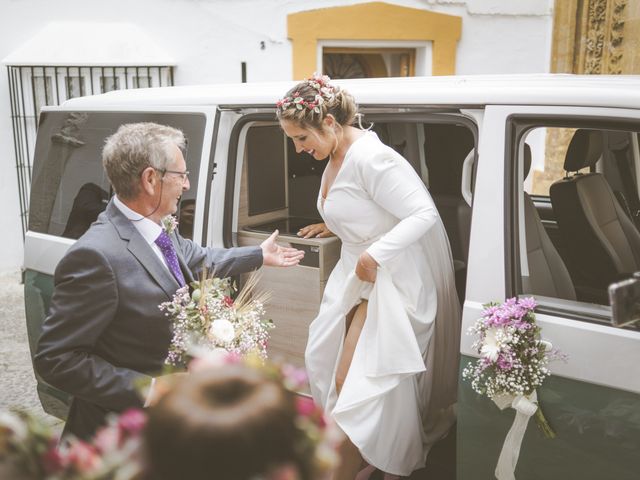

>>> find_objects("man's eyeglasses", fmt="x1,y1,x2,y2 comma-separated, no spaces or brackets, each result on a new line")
155,168,190,183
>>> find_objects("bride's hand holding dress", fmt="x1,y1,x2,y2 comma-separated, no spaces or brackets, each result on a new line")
355,251,378,283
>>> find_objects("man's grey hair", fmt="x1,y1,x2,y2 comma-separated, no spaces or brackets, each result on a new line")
102,123,186,199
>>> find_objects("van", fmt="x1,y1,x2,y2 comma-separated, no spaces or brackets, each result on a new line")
24,75,640,479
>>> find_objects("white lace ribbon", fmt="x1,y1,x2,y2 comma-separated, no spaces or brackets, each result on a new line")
492,391,538,480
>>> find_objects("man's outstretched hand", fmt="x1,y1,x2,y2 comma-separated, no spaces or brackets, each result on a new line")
260,230,305,267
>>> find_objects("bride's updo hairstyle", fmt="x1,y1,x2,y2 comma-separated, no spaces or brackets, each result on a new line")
143,365,312,480
276,74,358,130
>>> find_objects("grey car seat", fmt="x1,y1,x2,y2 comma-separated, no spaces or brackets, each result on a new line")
522,144,576,300
549,129,640,290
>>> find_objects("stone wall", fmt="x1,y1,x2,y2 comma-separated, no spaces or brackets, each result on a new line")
534,0,639,195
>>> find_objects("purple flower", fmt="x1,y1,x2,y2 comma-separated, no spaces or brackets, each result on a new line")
493,309,513,326
481,305,500,318
513,319,532,330
518,297,537,311
504,297,519,307
497,353,514,370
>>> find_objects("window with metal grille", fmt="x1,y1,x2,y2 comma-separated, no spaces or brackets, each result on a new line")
7,65,174,238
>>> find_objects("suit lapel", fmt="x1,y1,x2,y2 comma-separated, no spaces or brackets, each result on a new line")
128,235,180,298
171,234,195,285
105,201,180,298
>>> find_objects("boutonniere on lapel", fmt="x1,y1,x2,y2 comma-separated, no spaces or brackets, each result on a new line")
161,215,179,235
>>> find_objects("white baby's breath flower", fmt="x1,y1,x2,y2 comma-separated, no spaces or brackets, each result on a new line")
210,319,235,343
0,411,28,441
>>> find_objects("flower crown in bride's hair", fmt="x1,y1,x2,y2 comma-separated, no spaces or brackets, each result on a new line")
276,73,336,114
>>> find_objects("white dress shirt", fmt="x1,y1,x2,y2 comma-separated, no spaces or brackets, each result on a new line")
113,196,170,271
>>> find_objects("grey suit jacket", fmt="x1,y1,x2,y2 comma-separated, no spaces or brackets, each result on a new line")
34,200,263,439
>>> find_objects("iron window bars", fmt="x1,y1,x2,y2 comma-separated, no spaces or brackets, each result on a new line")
7,65,174,238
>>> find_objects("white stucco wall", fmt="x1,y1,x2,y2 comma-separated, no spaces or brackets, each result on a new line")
0,0,553,271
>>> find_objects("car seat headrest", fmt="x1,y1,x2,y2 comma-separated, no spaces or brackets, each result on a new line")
564,129,603,172
607,131,630,152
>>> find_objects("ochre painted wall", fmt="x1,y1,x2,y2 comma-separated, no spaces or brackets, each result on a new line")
288,2,461,79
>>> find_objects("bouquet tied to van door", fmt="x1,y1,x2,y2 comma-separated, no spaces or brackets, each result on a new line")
462,297,565,480
160,268,273,367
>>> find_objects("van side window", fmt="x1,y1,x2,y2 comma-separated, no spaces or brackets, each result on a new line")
514,122,640,327
29,112,206,240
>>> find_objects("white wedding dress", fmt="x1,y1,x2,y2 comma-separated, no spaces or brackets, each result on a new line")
305,131,461,476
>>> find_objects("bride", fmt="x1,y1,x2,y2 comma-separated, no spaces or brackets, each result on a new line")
276,75,461,479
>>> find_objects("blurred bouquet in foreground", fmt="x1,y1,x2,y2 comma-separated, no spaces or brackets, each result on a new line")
160,270,273,367
0,409,145,480
0,354,338,480
462,297,566,480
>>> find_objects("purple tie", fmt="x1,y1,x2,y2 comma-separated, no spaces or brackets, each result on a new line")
155,230,186,287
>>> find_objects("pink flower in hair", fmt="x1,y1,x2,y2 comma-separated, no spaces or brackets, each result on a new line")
295,396,318,417
117,408,146,437
66,440,101,473
41,440,66,474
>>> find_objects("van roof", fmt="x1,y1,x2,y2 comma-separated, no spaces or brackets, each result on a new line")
61,74,640,110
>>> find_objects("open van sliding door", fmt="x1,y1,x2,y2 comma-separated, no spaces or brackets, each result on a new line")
459,105,640,480
216,107,478,380
24,106,218,419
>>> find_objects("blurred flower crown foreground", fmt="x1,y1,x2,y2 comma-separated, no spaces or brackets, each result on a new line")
0,354,341,480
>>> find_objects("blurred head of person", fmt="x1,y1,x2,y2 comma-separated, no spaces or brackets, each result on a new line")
143,363,327,480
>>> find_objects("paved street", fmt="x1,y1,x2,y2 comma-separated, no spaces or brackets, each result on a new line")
0,269,62,430
0,268,454,477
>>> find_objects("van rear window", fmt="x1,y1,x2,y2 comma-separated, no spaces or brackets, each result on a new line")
29,111,206,240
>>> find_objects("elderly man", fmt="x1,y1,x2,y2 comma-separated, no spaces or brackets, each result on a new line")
35,123,304,439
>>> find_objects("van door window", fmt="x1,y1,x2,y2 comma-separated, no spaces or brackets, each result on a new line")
513,122,640,327
29,111,206,240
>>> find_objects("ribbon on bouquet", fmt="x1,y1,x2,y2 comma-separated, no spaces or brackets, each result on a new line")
492,391,539,480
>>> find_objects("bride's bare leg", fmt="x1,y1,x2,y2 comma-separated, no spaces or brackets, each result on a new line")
335,301,367,394
333,435,364,480
333,301,368,480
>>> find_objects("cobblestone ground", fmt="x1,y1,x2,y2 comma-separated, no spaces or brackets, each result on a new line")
0,269,63,430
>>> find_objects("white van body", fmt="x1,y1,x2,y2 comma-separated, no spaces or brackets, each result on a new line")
24,75,640,479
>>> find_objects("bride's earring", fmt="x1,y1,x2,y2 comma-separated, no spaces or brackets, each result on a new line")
331,123,343,157
356,113,374,131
